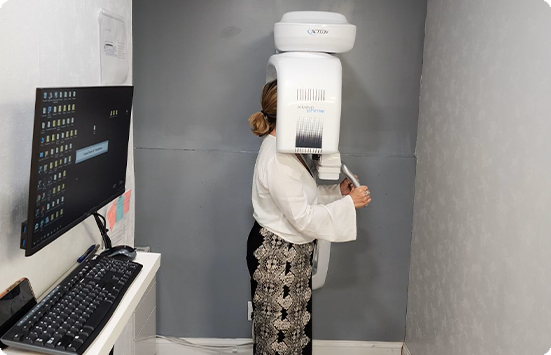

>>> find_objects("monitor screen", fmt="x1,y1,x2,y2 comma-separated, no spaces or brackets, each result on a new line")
22,86,134,256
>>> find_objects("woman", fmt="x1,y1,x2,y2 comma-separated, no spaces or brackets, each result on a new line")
246,80,372,355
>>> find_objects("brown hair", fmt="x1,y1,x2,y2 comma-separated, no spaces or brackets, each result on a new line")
249,80,277,137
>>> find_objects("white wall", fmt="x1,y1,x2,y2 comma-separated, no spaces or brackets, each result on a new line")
405,0,551,354
0,0,133,297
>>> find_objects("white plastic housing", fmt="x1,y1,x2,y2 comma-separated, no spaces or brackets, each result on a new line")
312,240,331,289
317,153,342,180
267,52,342,155
274,11,356,53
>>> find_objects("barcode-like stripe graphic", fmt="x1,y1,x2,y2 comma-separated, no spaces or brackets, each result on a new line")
295,117,323,149
295,147,322,154
296,88,326,102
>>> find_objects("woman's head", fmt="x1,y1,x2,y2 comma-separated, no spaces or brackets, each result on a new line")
249,80,277,137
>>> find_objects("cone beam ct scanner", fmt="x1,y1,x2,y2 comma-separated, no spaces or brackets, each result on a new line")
267,11,359,290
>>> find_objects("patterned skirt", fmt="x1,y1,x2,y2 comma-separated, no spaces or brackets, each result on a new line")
246,221,314,355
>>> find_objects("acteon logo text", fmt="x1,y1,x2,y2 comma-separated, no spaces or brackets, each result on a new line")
307,29,329,35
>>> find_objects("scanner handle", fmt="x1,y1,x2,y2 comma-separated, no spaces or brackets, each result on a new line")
341,163,361,188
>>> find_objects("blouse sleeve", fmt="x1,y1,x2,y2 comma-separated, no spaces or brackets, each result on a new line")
317,184,343,204
265,154,357,243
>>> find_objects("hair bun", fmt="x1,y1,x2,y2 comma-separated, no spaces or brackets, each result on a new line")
249,80,277,137
249,112,270,137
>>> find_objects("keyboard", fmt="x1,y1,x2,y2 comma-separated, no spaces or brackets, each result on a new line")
1,254,142,355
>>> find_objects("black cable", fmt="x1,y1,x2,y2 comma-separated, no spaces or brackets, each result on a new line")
93,212,112,249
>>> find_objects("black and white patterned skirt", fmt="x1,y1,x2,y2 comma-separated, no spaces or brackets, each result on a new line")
246,221,314,355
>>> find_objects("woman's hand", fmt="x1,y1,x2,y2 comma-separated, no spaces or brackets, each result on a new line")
349,185,372,209
340,175,359,196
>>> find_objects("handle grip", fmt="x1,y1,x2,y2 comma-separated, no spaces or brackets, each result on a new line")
341,163,360,188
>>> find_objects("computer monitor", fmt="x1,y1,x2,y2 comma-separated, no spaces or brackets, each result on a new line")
21,86,134,256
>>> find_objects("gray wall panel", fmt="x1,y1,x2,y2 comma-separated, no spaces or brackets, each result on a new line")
313,155,416,341
135,149,415,340
133,0,426,341
134,149,257,338
133,0,426,156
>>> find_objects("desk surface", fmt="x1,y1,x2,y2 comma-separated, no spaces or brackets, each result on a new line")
4,252,161,355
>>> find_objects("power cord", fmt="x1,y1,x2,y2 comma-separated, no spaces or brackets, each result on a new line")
93,212,112,249
156,335,253,353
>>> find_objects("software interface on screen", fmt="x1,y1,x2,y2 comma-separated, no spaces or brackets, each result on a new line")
26,87,133,255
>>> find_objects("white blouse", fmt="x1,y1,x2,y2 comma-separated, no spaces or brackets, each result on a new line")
252,134,357,244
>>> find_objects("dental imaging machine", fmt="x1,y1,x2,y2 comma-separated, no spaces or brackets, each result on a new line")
268,12,359,289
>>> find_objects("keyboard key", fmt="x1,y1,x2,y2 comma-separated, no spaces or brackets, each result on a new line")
55,335,72,350
45,337,56,348
84,301,112,329
76,331,89,340
67,338,84,352
33,326,43,333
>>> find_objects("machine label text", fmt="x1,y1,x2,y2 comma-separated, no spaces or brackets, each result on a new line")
297,105,325,114
307,29,329,35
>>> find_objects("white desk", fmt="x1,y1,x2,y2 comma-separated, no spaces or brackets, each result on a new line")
5,252,161,355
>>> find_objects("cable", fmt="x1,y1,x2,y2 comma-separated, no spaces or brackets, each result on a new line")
157,336,253,349
93,212,112,249
156,335,253,353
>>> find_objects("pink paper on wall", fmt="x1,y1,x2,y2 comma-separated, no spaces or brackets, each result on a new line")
107,200,117,230
123,190,131,214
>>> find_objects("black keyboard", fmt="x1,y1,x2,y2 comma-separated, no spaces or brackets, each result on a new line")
1,254,142,355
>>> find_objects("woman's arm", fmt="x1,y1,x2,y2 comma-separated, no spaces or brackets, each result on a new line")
317,184,342,204
266,154,357,243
